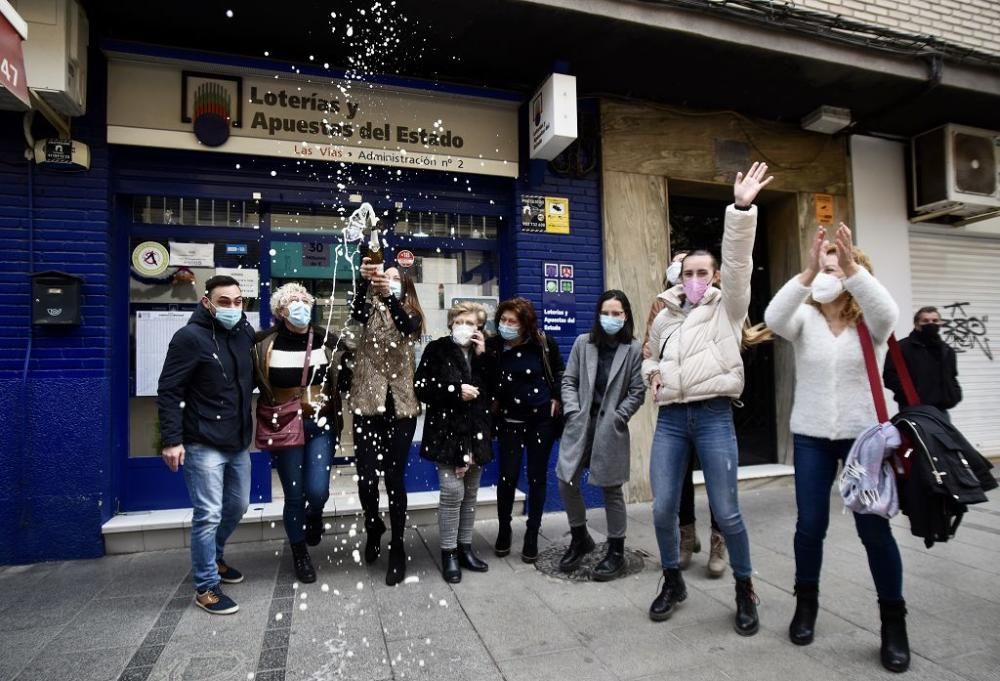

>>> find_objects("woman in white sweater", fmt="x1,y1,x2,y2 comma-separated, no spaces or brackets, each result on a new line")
764,223,909,673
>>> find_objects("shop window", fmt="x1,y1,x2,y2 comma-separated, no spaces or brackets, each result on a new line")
133,196,260,228
394,210,498,240
271,204,350,235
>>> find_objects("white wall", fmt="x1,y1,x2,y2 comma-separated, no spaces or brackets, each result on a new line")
849,135,914,338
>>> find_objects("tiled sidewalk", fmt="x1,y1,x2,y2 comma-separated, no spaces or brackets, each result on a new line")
2,484,999,681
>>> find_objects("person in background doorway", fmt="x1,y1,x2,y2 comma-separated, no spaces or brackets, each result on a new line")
556,290,645,580
643,250,727,578
883,306,962,416
488,297,565,563
643,163,773,636
765,224,908,673
157,275,256,615
414,302,495,583
253,283,345,584
351,258,424,586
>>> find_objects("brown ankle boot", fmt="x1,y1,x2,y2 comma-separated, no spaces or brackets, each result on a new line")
706,528,727,578
679,524,700,570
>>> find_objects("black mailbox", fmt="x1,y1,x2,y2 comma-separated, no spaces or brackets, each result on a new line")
30,271,84,326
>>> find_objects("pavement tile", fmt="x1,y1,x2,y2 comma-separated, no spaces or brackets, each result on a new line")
0,625,62,681
385,628,503,681
13,645,133,681
284,622,392,681
497,647,617,681
459,590,581,661
44,594,166,653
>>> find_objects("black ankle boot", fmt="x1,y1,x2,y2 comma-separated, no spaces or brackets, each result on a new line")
559,525,596,572
521,528,539,564
789,583,819,645
442,549,462,583
649,568,687,621
385,541,406,586
879,599,910,673
494,523,512,557
734,576,760,636
365,517,386,564
592,537,626,582
458,543,489,572
304,514,325,547
290,541,316,584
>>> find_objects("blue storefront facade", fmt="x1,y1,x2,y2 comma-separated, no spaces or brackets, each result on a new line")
0,38,604,564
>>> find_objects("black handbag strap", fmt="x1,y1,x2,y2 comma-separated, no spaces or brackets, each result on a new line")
300,328,315,389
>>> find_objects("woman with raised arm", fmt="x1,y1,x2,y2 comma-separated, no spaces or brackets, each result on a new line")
764,224,907,672
643,163,773,636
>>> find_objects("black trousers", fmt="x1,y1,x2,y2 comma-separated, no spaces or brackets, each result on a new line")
679,454,720,531
354,394,417,541
497,416,557,533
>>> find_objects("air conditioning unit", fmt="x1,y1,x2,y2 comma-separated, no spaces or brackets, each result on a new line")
911,124,1000,220
12,0,88,116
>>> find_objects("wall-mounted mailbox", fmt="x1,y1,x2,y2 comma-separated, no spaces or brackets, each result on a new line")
30,271,83,326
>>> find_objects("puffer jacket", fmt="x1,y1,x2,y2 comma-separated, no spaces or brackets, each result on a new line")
641,205,757,404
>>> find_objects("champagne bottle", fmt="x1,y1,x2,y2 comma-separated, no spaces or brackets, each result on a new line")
367,228,384,271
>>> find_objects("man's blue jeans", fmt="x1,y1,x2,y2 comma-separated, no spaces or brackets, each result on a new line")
183,443,251,592
650,398,753,578
793,434,903,601
271,419,334,544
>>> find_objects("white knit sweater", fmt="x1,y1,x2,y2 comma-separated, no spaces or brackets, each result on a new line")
764,268,899,441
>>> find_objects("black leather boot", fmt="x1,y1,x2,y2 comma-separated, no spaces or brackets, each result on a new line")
458,543,489,572
290,541,316,584
494,523,512,557
304,514,325,547
879,599,910,673
442,549,462,583
385,540,406,586
649,568,687,621
592,537,626,582
365,516,386,564
558,525,596,572
521,528,539,564
789,583,819,645
734,576,760,636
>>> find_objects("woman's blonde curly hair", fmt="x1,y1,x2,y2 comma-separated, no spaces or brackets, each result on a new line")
806,244,874,324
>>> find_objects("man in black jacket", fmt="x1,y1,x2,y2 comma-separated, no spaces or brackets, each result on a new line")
884,306,962,414
158,275,256,615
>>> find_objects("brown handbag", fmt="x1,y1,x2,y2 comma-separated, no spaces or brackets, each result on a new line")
255,329,313,451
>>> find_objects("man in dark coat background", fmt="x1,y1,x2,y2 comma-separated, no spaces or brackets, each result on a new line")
884,306,962,414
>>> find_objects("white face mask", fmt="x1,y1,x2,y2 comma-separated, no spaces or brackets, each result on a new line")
666,261,682,286
451,325,475,347
811,272,845,304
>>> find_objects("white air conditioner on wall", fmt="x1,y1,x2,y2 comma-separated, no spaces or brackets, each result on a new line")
911,124,1000,221
11,0,88,116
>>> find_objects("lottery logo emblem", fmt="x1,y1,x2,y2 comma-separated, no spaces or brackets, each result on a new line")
132,242,170,276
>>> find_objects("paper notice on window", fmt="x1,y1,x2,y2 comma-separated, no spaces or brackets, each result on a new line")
215,267,260,297
135,309,260,396
169,241,215,267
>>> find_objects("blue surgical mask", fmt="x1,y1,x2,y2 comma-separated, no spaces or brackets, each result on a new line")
389,281,403,298
600,315,625,335
287,301,312,328
499,324,520,342
211,304,242,330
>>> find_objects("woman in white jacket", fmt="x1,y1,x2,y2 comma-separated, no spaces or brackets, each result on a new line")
642,162,772,636
764,224,908,673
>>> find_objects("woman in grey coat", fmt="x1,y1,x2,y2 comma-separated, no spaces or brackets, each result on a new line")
556,290,646,580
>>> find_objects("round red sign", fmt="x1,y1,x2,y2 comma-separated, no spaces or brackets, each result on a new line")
396,249,415,268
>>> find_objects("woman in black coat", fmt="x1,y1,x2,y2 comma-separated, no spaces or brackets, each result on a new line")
414,302,494,583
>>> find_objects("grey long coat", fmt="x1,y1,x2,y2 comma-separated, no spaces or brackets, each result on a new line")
555,334,646,487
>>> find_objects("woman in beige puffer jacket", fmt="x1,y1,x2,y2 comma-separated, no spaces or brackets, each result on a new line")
642,162,772,638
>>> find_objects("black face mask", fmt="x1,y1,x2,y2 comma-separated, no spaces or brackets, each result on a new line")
919,324,941,343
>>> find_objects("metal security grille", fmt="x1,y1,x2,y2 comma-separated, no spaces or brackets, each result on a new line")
909,230,1000,456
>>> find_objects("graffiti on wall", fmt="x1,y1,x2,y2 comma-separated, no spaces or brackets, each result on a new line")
941,302,993,361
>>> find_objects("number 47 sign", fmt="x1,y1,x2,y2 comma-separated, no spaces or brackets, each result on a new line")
0,13,30,109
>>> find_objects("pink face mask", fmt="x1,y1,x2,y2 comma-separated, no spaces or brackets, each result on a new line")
683,277,712,305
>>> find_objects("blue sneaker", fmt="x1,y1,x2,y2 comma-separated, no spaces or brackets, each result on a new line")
216,559,244,584
195,585,239,615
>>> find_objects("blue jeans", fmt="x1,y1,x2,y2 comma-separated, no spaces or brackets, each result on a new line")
650,399,753,578
183,443,251,592
272,419,334,544
793,434,903,601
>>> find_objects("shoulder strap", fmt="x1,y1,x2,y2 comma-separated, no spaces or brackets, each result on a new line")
300,329,315,389
857,319,890,424
887,334,920,407
539,333,556,389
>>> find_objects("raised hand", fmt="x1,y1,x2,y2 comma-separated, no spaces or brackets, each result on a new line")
360,257,379,281
733,162,774,208
834,223,858,277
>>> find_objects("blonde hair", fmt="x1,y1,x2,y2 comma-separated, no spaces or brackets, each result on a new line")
807,244,874,324
270,282,315,317
448,301,486,328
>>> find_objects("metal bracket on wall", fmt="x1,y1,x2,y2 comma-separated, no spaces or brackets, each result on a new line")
28,90,71,139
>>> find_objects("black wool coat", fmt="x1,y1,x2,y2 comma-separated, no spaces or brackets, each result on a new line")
414,337,495,467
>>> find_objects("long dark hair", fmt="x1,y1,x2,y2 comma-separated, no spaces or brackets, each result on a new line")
495,297,542,344
395,269,425,335
589,290,635,347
